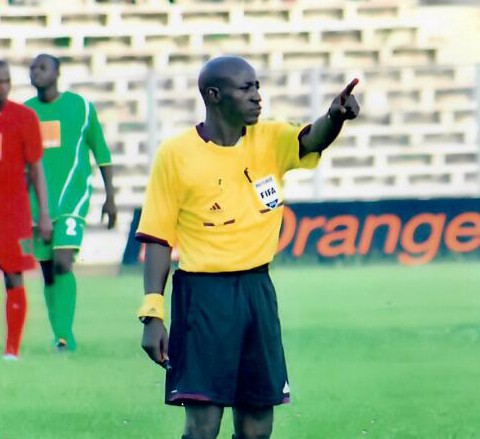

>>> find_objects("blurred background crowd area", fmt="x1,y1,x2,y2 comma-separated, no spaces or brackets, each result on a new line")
1,0,479,263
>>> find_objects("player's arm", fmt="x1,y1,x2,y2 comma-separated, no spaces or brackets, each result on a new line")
85,101,117,229
23,106,51,240
138,242,172,369
99,164,117,229
300,78,360,158
28,160,52,242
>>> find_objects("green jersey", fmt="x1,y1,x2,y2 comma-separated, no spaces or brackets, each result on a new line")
26,91,112,220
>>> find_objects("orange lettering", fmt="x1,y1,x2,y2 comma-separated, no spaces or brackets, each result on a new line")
445,212,480,253
317,215,358,257
293,216,326,257
358,214,401,255
398,214,445,265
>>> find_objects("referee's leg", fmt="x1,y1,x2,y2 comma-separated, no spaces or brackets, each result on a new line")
232,405,273,439
183,403,224,439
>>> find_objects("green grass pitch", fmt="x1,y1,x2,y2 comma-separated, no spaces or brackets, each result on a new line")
1,262,479,438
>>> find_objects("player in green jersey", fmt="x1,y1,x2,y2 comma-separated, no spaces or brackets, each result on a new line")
26,54,117,352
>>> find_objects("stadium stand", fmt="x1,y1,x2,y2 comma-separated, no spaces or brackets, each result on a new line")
1,0,479,262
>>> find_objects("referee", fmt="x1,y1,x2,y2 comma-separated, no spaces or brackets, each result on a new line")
136,56,359,439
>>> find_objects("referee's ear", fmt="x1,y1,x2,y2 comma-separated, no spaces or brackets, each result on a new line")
206,87,220,104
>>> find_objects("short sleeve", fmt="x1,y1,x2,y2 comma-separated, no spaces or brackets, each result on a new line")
23,107,43,164
135,143,179,247
85,101,112,166
274,122,320,176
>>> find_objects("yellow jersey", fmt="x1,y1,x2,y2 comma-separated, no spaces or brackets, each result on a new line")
136,121,319,272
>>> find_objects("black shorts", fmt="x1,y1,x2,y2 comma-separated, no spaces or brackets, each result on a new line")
165,264,290,407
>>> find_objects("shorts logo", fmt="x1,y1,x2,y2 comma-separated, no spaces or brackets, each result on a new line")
283,382,290,394
66,218,77,236
254,175,281,210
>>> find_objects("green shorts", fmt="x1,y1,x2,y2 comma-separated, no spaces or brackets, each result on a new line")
165,264,290,407
34,215,86,261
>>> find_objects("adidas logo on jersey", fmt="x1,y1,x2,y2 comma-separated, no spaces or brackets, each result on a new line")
209,202,222,212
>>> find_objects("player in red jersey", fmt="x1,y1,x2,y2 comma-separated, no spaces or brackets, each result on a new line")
0,60,52,360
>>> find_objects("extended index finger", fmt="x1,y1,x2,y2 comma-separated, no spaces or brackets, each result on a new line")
340,78,359,104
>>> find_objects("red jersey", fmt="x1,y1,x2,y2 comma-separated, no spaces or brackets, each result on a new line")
0,100,43,241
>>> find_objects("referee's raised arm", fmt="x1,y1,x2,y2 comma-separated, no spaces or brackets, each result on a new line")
300,78,360,157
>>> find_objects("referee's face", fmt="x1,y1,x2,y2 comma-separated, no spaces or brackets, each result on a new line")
0,65,11,106
219,64,262,126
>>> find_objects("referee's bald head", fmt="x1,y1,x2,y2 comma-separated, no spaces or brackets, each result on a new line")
198,56,253,102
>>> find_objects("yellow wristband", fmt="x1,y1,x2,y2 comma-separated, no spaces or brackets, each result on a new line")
137,293,165,321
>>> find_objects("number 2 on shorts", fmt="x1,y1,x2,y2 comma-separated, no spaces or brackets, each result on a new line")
66,217,77,236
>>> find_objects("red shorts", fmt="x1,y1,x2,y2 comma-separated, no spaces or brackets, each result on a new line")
0,236,36,274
